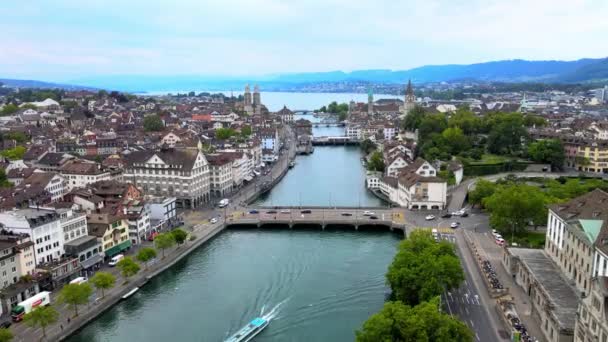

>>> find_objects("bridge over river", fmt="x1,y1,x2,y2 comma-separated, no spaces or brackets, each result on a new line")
224,207,407,233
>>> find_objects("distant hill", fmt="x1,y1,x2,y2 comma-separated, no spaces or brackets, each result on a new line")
0,78,96,90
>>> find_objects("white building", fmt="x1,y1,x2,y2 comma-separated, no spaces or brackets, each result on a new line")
260,128,279,156
206,154,235,198
124,148,210,209
0,209,65,265
396,159,446,210
149,197,177,225
22,172,66,203
385,155,410,177
60,160,112,191
125,202,151,245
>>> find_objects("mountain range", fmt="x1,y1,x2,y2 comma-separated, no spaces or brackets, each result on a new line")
3,57,608,92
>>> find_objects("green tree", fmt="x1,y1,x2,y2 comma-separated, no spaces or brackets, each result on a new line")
24,305,58,341
143,114,164,132
448,107,482,135
356,300,473,342
338,111,347,121
116,257,140,281
89,271,116,299
0,146,26,160
418,113,448,139
441,127,470,155
0,104,19,116
360,139,376,154
527,139,565,170
58,283,93,317
2,131,29,143
483,184,547,237
0,168,11,188
386,230,464,306
468,179,497,207
0,328,13,342
523,114,548,127
486,113,528,155
367,151,385,172
154,232,176,258
171,228,188,246
401,105,426,131
136,247,157,269
215,128,236,140
240,125,252,137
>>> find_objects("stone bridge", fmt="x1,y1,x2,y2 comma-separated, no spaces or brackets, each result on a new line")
224,207,407,233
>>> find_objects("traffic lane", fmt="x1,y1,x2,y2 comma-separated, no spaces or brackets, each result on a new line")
240,209,395,221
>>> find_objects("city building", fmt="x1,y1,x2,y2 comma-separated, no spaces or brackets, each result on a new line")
0,209,64,265
123,148,210,209
86,213,131,259
206,154,235,198
60,160,112,191
401,80,416,116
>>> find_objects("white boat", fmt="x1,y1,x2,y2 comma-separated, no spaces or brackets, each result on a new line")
224,317,269,342
122,287,139,299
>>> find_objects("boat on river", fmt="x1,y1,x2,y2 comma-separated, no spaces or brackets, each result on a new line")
288,161,296,168
122,287,139,300
224,317,269,342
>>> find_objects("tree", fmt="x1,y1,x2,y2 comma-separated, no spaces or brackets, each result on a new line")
468,179,497,208
136,247,157,269
1,131,29,143
116,257,140,281
0,328,13,342
401,105,426,131
418,113,448,140
0,168,11,188
356,300,473,342
486,113,528,155
528,139,565,171
441,127,470,155
360,139,376,154
448,107,482,135
367,151,385,172
24,305,59,340
483,184,547,237
240,125,252,137
386,230,464,306
338,111,347,121
171,228,188,246
154,232,176,258
523,114,547,127
215,128,235,140
58,283,93,317
0,146,26,160
0,104,19,116
89,271,116,299
143,114,164,132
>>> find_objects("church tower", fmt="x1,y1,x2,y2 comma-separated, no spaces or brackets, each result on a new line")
402,79,416,116
244,84,253,115
253,84,261,107
367,88,374,115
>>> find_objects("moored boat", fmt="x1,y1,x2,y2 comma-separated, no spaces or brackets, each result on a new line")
122,287,139,300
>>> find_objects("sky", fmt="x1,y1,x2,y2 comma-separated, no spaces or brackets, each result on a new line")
1,0,607,82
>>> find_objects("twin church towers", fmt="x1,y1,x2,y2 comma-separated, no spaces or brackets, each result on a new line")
243,84,262,115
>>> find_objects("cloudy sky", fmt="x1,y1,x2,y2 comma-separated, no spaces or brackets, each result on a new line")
1,0,607,82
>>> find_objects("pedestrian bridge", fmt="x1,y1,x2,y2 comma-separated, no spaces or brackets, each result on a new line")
312,136,359,146
224,208,406,233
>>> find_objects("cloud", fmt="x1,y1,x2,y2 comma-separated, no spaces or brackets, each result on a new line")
0,0,606,80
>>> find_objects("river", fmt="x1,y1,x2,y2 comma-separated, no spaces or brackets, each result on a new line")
68,113,397,342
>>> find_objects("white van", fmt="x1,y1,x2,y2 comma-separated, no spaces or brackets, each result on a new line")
69,276,88,285
431,228,439,241
218,199,230,208
108,254,124,267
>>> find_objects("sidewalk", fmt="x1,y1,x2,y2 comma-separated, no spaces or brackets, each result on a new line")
466,230,546,342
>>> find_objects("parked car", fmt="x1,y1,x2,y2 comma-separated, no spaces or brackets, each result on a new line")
148,231,159,241
69,276,88,285
450,222,460,229
363,211,375,216
495,237,506,246
280,209,291,214
460,212,469,218
210,218,218,224
109,254,124,267
0,321,11,329
300,210,312,214
441,213,452,218
369,216,378,220
266,210,278,214
341,212,353,216
249,209,259,214
425,215,436,221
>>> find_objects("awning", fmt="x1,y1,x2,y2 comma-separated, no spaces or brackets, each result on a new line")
243,175,254,182
80,254,103,269
104,240,132,258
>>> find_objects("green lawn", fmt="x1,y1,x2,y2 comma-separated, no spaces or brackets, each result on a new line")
509,231,546,249
468,153,510,165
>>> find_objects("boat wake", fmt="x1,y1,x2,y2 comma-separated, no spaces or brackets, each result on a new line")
260,297,289,321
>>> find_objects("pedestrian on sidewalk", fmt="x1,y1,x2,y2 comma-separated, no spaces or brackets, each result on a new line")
67,317,71,324
61,324,64,331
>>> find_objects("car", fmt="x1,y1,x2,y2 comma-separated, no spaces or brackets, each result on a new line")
363,211,375,216
451,211,461,216
249,209,259,214
0,321,11,329
341,212,353,216
425,215,436,221
109,254,124,267
300,210,312,214
280,209,290,214
210,218,218,224
441,213,452,218
266,210,278,214
147,231,159,241
495,237,506,246
369,216,378,220
460,212,469,218
450,222,460,229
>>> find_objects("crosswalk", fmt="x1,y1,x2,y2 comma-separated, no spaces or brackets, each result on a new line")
415,227,455,235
